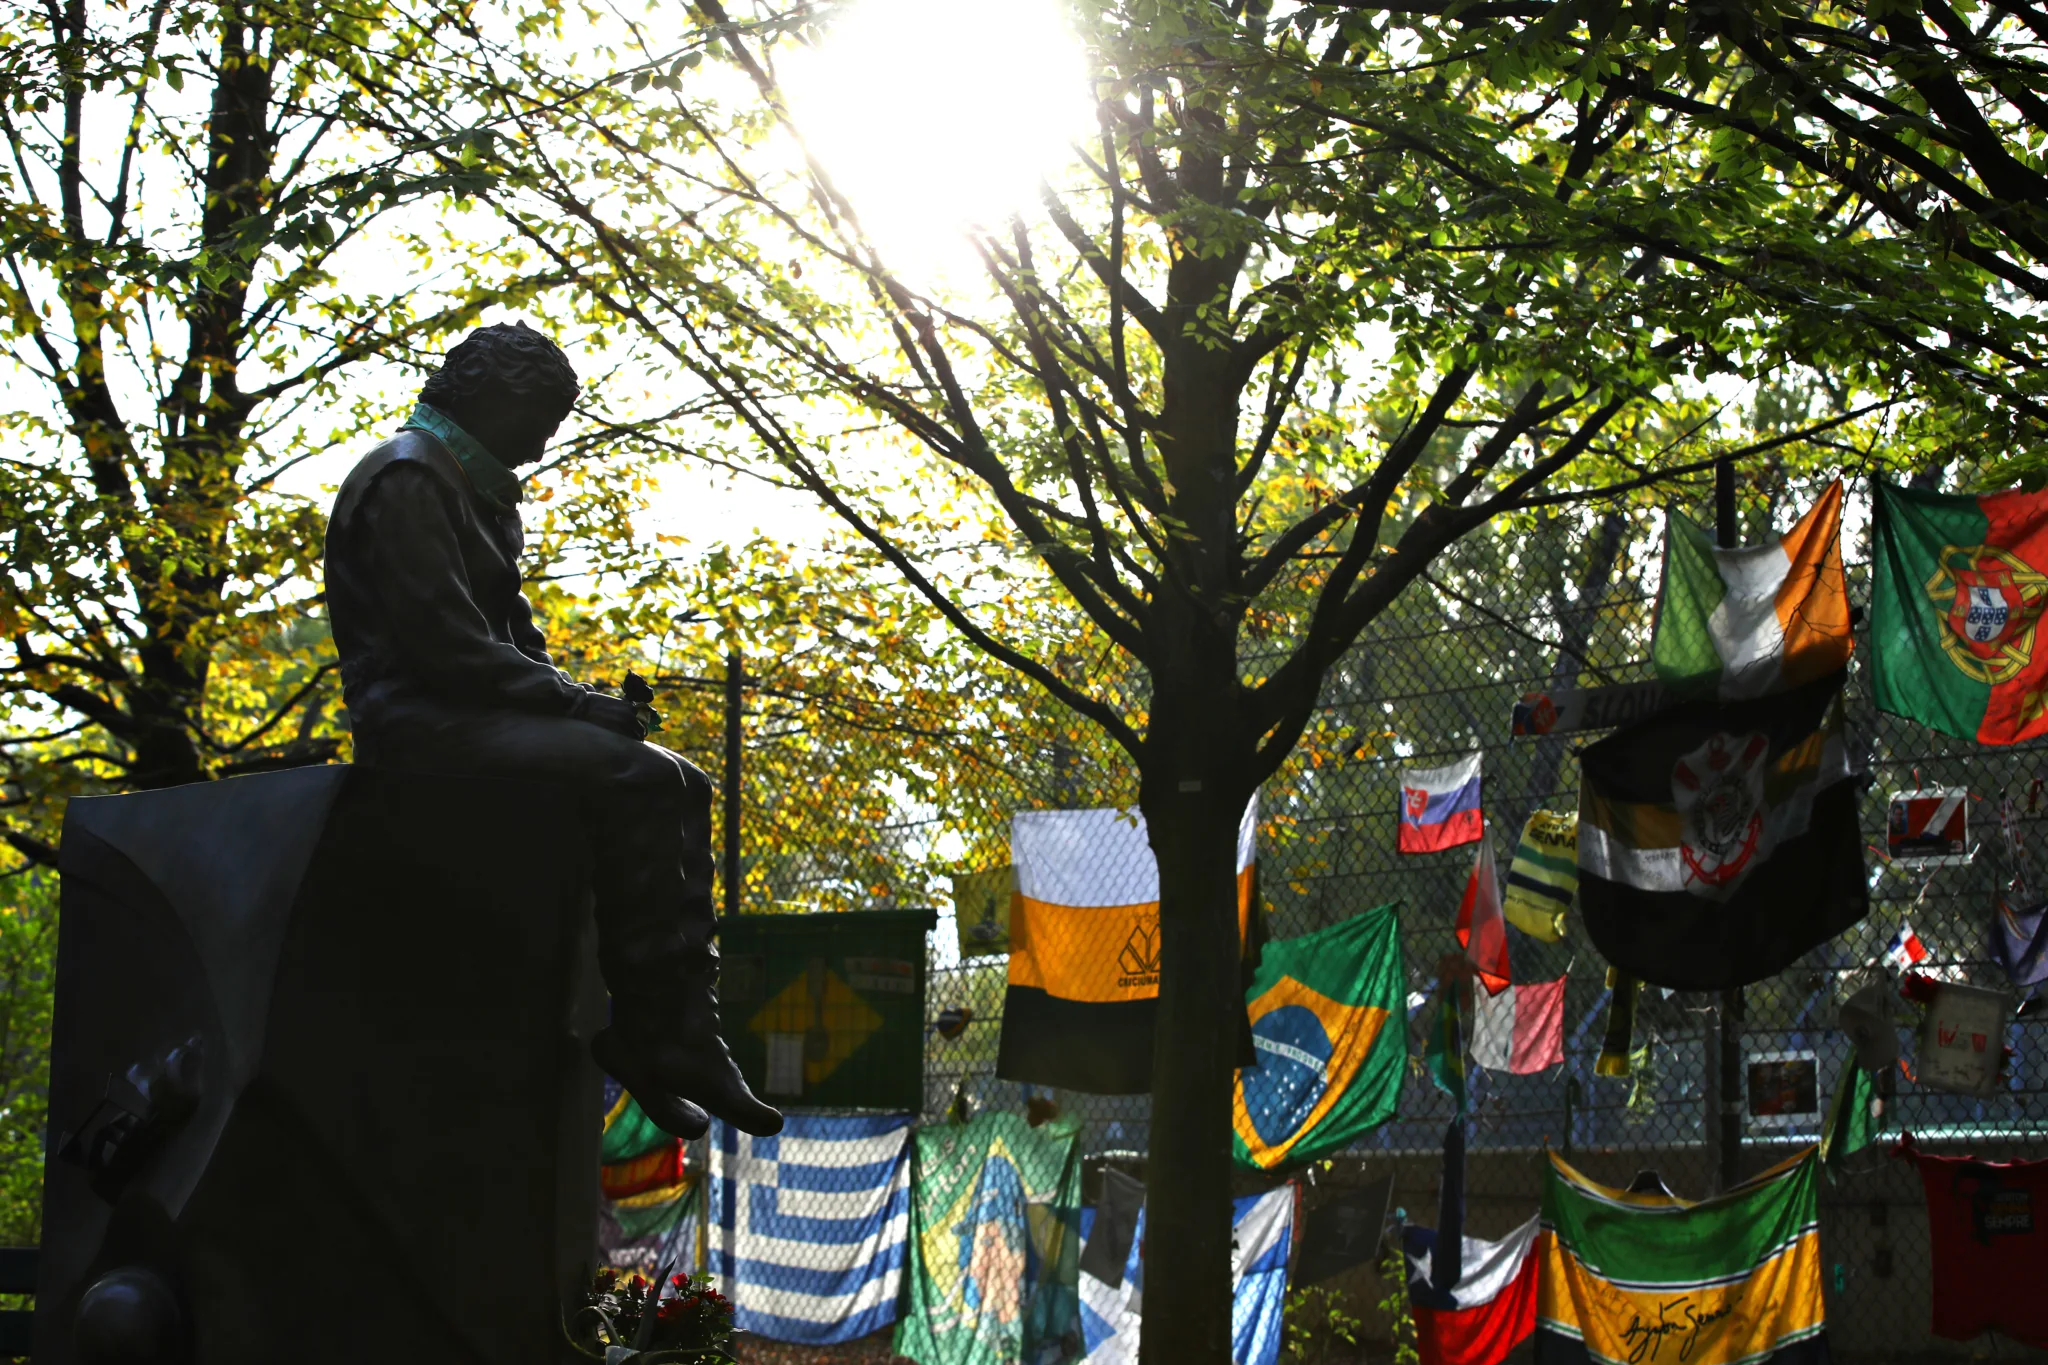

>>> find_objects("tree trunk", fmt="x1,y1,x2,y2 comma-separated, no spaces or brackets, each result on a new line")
1133,241,1260,1361
1140,783,1247,1363
1137,615,1255,1364
120,8,272,791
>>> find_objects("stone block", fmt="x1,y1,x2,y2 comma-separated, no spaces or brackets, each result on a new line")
39,765,604,1364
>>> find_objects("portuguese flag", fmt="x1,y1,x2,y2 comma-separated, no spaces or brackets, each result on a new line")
1872,480,2048,745
1536,1148,1829,1365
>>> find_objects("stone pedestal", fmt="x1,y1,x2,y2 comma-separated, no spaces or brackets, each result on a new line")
39,765,605,1364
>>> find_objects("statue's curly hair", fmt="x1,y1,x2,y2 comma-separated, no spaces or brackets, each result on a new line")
419,322,580,420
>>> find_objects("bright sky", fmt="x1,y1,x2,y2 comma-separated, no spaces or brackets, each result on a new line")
257,0,1102,573
777,0,1097,285
640,0,1101,548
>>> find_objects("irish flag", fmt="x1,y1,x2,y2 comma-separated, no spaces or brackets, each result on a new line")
1652,481,1852,701
1872,480,2048,745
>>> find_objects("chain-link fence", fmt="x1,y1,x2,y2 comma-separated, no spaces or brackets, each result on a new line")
616,478,2048,1363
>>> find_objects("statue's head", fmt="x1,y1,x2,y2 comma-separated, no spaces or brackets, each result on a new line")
420,322,581,467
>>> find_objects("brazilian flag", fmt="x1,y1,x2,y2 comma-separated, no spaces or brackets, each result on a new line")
1232,903,1407,1171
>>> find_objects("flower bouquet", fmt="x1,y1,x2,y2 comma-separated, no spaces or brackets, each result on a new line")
570,1266,737,1363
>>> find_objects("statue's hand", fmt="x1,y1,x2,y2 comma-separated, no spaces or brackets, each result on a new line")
622,670,664,735
573,691,647,740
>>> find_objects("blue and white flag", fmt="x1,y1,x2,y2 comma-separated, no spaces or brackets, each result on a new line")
708,1113,913,1344
1993,890,2048,989
1078,1186,1294,1365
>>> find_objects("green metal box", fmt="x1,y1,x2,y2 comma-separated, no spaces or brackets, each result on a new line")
715,908,937,1111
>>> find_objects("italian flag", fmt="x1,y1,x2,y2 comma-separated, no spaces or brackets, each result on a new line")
1652,481,1852,701
1872,480,2048,745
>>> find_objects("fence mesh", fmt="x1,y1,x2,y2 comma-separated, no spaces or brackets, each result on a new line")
618,480,2048,1363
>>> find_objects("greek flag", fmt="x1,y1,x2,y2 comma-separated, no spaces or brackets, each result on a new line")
707,1113,913,1344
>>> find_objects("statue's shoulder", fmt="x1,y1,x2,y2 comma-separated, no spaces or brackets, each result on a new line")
331,429,466,528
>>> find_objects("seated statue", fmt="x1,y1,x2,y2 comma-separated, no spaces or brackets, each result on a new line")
323,321,780,1141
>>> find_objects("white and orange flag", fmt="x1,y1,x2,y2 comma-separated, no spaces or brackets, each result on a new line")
1652,479,1852,701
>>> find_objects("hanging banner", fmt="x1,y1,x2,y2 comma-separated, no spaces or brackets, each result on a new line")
1510,681,1671,738
1537,1149,1829,1365
718,909,937,1110
952,864,1018,957
893,1112,1084,1365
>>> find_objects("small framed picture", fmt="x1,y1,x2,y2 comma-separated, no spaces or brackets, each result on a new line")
1746,1050,1820,1127
1888,789,1970,867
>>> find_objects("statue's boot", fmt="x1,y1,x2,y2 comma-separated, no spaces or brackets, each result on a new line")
581,742,781,1140
592,946,784,1141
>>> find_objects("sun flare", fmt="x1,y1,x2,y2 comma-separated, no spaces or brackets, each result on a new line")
779,0,1095,277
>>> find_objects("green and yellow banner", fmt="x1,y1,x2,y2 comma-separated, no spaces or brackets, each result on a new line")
1537,1148,1828,1365
894,1112,1083,1365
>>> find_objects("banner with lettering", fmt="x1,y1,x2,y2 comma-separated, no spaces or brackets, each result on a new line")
1535,1148,1828,1365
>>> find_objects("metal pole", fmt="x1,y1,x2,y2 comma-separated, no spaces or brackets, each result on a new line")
1714,458,1745,1190
723,650,743,920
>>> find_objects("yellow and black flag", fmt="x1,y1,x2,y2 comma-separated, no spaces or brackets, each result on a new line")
995,803,1256,1094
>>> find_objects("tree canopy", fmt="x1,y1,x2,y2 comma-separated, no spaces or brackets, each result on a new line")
447,0,2006,1355
448,0,1985,786
1331,0,2048,467
0,0,2033,1357
0,0,549,859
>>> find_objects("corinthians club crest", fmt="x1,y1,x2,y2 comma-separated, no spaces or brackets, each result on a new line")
1672,730,1770,895
1925,544,2048,685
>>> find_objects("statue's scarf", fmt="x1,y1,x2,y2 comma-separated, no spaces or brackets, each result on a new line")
401,403,523,510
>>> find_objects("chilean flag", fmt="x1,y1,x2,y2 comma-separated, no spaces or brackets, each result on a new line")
1406,1118,1539,1365
1408,1219,1541,1365
1399,753,1484,854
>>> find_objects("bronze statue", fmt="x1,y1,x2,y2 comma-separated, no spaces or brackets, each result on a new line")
324,322,781,1141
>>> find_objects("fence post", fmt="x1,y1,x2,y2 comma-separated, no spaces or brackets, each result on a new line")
1714,458,1745,1190
724,650,743,920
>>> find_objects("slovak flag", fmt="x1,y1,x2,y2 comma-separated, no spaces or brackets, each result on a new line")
1885,921,1930,973
1399,753,1484,854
